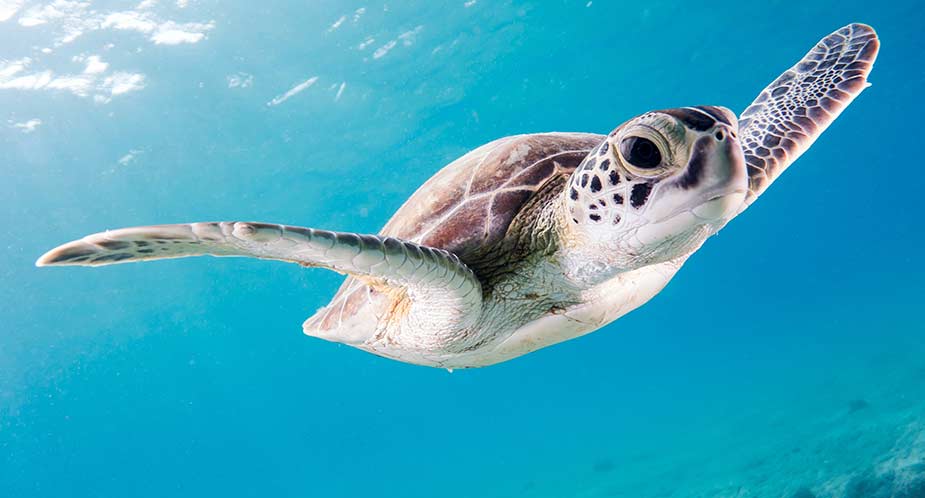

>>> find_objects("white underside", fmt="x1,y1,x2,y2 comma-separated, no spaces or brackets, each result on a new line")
319,258,685,369
468,258,683,367
303,240,688,368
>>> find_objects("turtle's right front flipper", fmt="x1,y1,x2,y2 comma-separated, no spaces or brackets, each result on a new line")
37,222,483,337
738,23,879,210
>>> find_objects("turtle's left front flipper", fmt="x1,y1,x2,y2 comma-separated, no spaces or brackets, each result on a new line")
738,23,879,210
37,222,483,328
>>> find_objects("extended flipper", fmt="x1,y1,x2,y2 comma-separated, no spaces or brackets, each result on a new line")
36,222,483,331
738,23,879,209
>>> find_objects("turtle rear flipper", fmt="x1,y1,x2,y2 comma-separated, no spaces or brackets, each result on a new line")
37,222,483,344
738,23,879,209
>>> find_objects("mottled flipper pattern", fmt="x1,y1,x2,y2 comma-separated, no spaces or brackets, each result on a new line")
37,222,482,315
739,23,879,207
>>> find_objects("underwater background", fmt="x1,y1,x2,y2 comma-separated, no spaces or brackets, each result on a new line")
1,1,923,497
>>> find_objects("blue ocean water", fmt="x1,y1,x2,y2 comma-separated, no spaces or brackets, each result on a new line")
2,1,923,497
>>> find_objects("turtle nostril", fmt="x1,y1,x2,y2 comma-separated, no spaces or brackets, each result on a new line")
714,130,725,141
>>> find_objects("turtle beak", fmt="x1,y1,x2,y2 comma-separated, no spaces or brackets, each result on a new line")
690,121,747,223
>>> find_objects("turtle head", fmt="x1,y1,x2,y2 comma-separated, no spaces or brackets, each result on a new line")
563,106,748,274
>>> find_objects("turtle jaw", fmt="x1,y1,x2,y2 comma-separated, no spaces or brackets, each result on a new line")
691,190,747,224
688,129,749,228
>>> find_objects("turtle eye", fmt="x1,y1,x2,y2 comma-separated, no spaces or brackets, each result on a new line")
620,136,662,169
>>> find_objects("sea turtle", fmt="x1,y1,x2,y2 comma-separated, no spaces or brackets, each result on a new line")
38,24,879,369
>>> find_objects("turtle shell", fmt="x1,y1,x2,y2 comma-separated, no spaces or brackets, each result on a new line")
305,132,605,335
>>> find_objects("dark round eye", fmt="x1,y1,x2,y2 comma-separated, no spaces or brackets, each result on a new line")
620,136,662,169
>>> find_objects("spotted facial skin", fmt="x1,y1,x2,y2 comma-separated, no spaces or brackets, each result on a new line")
565,106,748,270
